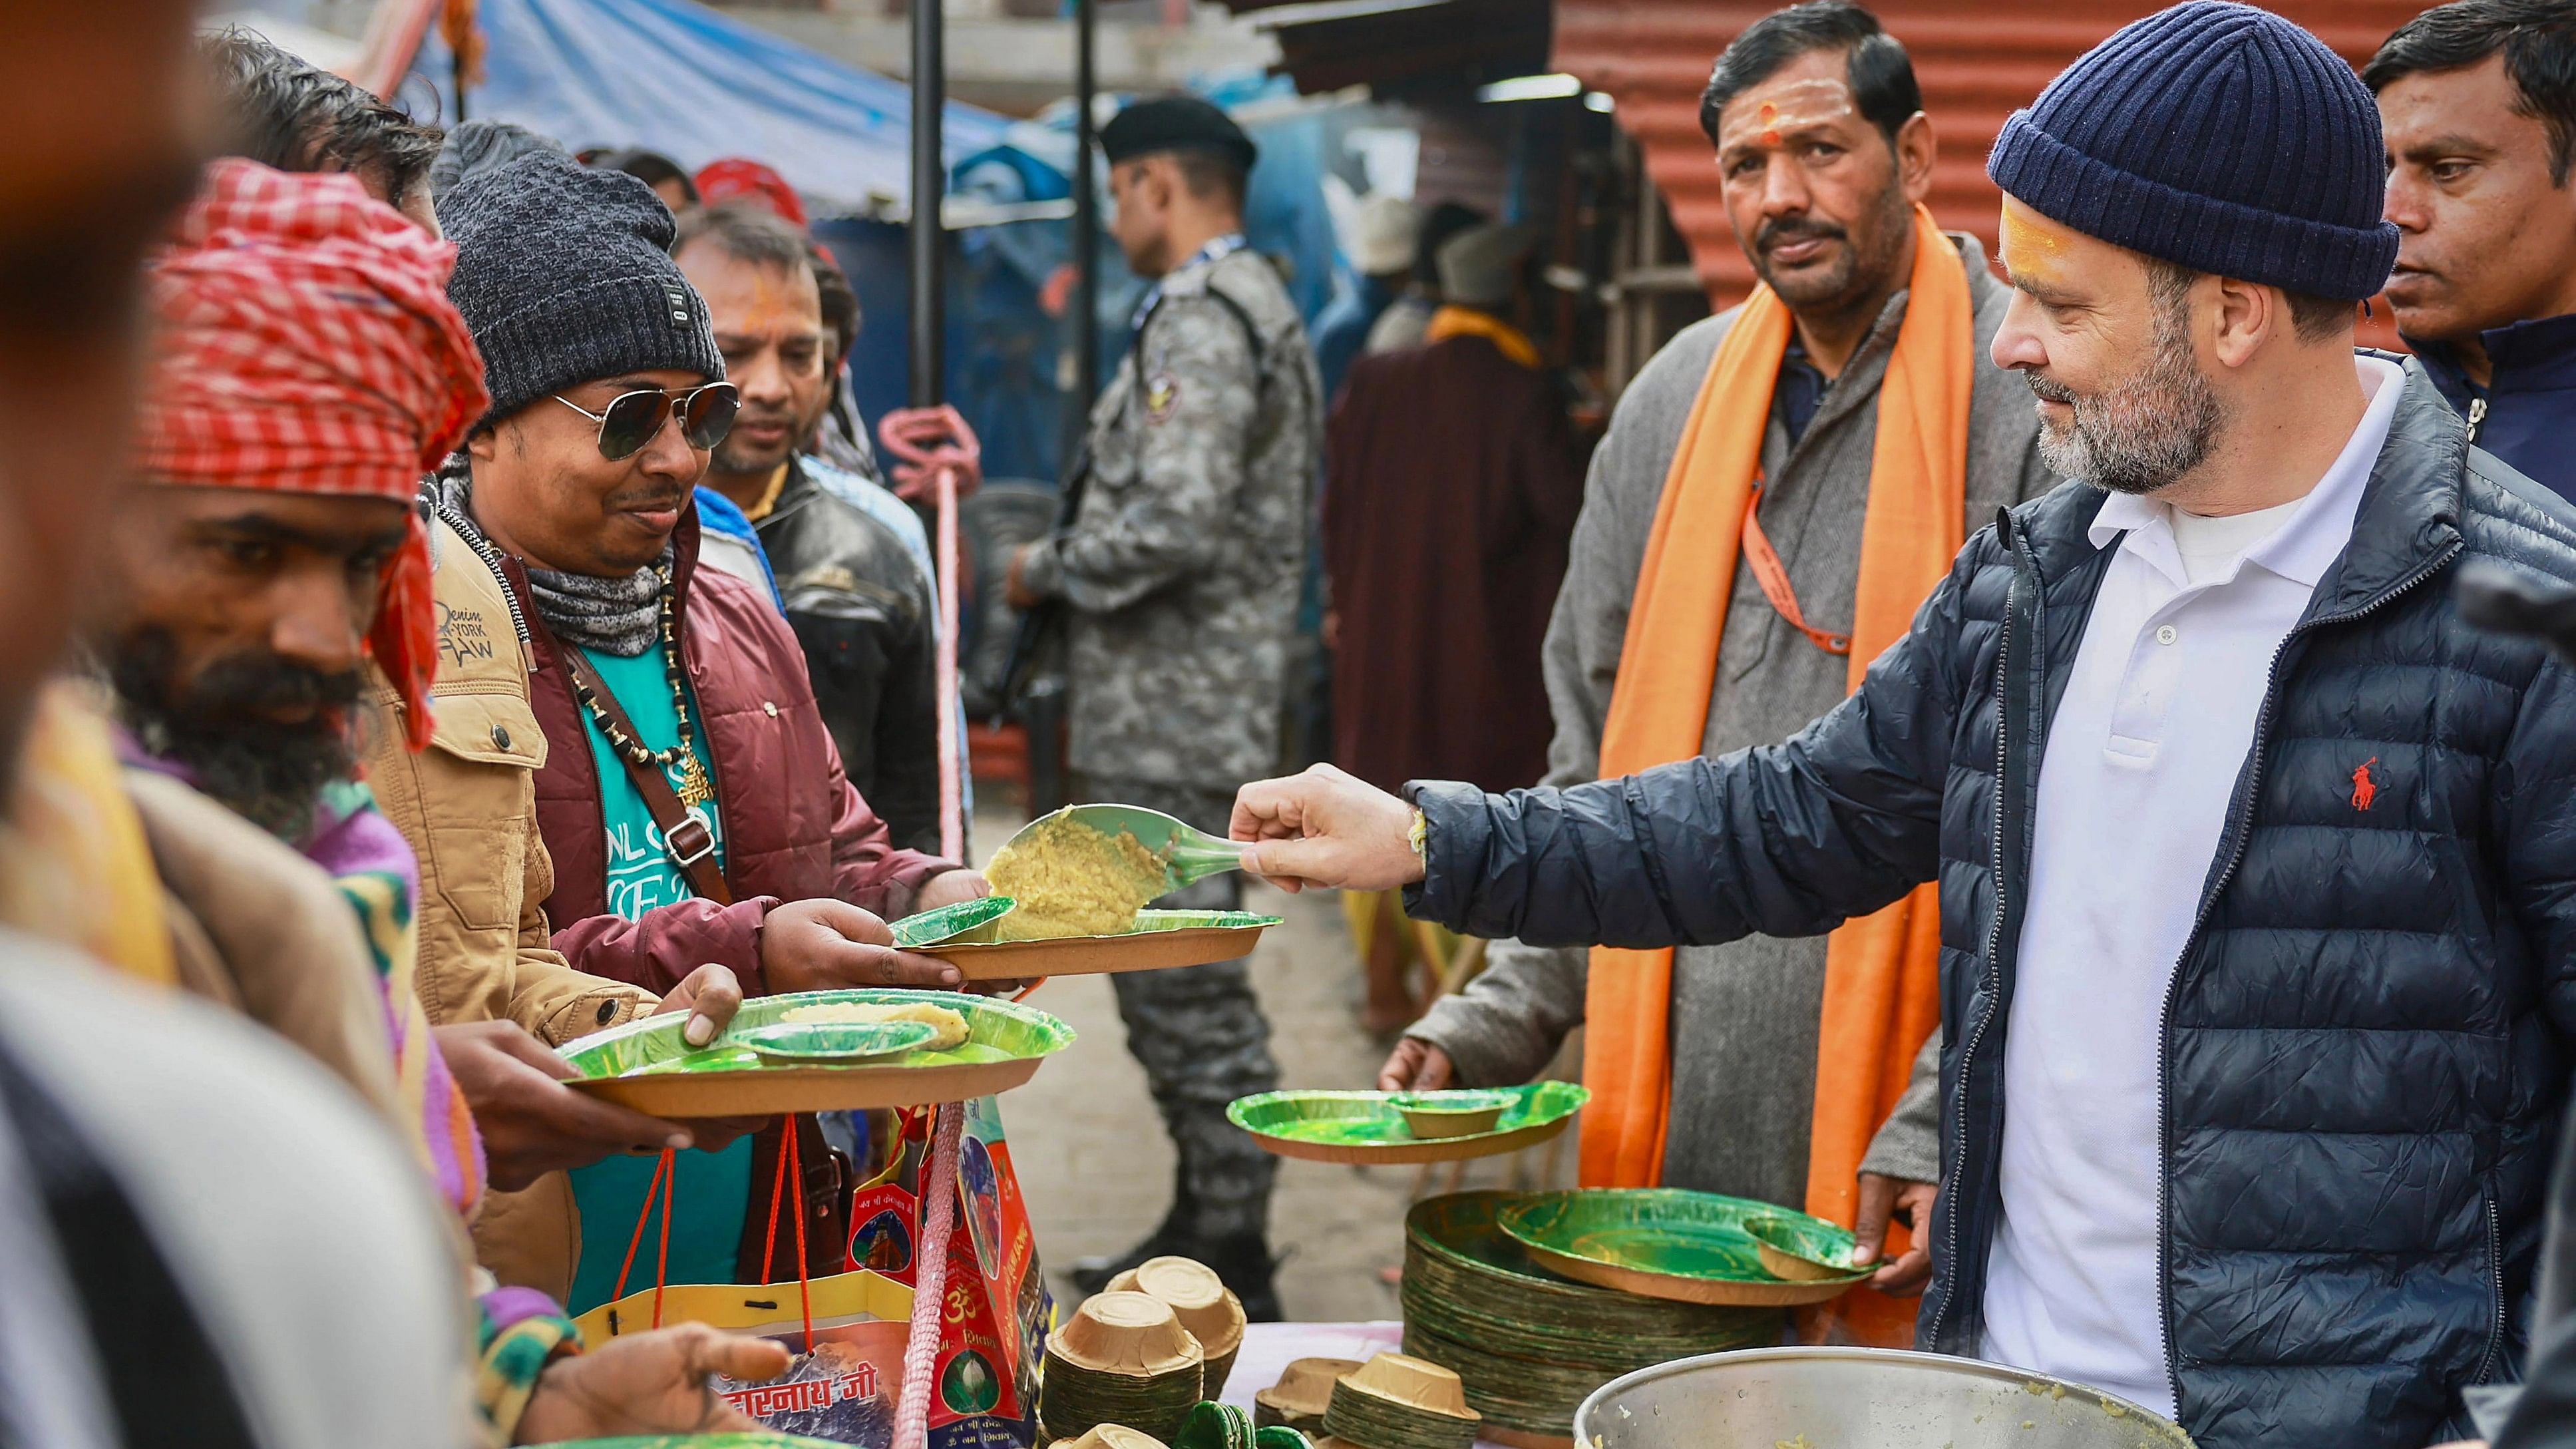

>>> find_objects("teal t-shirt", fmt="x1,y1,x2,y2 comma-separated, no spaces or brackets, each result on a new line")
565,640,755,1315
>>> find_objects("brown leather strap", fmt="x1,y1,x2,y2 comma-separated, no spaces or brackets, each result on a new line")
556,645,735,907
1742,483,1851,656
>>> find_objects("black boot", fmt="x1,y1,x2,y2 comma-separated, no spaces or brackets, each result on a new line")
1067,1171,1197,1295
1196,1233,1283,1323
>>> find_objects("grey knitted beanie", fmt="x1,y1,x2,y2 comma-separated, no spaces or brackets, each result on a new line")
437,148,724,429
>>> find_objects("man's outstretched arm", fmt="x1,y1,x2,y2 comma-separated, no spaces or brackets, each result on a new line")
1236,546,1976,949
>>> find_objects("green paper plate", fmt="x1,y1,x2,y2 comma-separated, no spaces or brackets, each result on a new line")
1495,1189,1868,1307
894,895,1019,947
1228,1082,1588,1165
733,1018,938,1063
561,988,1075,1115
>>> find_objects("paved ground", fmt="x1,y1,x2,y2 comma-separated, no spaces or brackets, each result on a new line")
970,803,1578,1321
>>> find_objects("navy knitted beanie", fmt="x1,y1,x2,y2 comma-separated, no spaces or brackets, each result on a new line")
1987,1,2399,301
436,148,724,428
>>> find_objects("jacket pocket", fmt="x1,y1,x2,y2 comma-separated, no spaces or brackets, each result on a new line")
419,692,544,934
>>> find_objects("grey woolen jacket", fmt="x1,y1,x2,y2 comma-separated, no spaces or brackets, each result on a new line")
1405,234,2055,1202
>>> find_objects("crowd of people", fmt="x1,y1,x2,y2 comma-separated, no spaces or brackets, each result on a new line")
8,0,2576,1446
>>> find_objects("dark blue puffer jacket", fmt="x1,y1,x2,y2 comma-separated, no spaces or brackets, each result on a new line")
1405,363,2576,1448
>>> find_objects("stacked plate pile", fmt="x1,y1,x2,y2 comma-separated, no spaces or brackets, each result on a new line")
1400,1192,1784,1440
1041,1292,1204,1444
1108,1256,1248,1395
1318,1354,1479,1449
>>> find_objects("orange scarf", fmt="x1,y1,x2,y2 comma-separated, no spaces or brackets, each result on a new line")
1425,305,1540,367
1582,204,1967,1341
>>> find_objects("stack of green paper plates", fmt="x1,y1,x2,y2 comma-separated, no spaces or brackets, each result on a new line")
1400,1192,1783,1440
1495,1188,1871,1308
1228,1082,1589,1165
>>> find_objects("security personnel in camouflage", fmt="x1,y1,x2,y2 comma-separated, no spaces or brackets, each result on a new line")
1008,95,1320,1319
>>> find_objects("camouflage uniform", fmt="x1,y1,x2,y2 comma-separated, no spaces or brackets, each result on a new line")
1020,240,1320,1244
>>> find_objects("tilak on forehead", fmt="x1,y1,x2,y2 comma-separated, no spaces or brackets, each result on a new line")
1718,77,1858,152
1997,194,2078,285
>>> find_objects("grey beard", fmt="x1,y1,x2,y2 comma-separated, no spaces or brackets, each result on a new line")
2030,321,2225,497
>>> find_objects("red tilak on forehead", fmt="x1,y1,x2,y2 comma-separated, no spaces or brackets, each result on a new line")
1718,77,1858,155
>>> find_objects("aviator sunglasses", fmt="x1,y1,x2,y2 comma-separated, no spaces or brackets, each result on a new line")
552,381,741,461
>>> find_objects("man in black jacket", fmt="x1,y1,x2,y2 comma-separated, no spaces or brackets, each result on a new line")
675,203,943,851
1229,6,2576,1446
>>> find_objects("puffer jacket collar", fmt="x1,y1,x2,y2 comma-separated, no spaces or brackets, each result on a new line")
2300,359,2468,622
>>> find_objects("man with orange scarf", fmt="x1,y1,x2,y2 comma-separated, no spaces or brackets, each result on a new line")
1378,1,2050,1339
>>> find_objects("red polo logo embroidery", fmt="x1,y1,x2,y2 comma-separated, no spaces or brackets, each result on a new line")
2352,757,2380,812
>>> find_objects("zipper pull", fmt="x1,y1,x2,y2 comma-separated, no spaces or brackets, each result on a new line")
2468,395,2488,444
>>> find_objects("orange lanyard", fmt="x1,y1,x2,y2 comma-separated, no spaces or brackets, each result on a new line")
1741,483,1851,656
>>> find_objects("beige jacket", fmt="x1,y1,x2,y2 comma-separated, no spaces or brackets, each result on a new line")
365,515,657,1300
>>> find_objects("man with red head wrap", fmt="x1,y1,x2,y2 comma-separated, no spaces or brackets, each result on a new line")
92,158,787,1443
693,156,808,229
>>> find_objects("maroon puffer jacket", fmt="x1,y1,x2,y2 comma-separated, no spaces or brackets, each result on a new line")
501,509,957,996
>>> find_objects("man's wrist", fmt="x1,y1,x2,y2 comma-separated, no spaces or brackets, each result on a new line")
1016,537,1062,600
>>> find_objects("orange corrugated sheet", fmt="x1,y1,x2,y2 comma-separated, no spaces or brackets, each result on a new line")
1558,0,2422,337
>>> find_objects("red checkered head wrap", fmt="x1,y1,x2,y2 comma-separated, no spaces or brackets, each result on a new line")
694,157,809,229
136,158,490,751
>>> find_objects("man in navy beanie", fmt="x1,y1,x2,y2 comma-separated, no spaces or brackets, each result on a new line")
1211,5,2576,1444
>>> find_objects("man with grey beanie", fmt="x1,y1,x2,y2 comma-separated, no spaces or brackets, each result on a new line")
393,148,992,1310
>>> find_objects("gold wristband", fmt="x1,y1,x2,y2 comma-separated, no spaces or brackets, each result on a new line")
1407,807,1429,865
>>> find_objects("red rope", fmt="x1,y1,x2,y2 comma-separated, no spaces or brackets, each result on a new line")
788,1118,813,1352
610,1147,675,1311
761,1115,790,1285
651,1145,675,1329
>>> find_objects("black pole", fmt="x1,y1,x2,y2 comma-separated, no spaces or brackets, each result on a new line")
909,0,944,408
1067,0,1099,449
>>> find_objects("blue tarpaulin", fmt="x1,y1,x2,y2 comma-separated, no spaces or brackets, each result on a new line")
405,0,1010,212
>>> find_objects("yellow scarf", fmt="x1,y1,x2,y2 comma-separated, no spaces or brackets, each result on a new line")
1425,305,1540,367
0,682,174,986
1583,204,1967,1341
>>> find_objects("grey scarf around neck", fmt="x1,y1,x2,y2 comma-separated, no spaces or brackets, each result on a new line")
433,462,669,658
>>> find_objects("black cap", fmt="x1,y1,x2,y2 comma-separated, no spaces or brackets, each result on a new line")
1100,95,1257,174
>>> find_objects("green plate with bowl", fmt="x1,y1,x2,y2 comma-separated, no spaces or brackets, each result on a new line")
1228,1082,1588,1165
562,988,1073,1117
1495,1189,1869,1307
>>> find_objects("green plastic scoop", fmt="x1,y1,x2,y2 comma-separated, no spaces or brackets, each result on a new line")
1000,803,1248,895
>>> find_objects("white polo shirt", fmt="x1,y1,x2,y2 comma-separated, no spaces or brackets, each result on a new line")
1978,355,2407,1414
